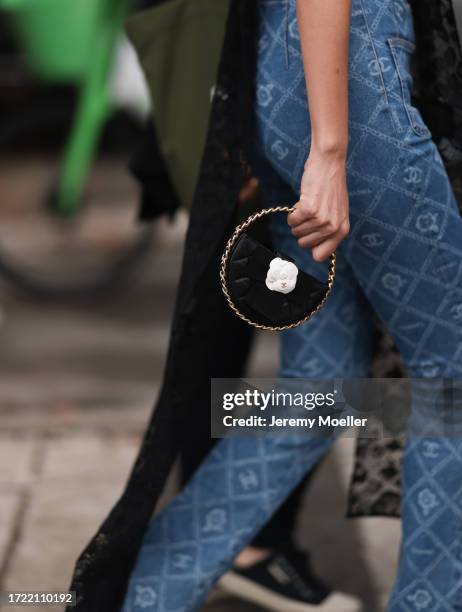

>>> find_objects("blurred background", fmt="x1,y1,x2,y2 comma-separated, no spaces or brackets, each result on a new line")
2,1,461,611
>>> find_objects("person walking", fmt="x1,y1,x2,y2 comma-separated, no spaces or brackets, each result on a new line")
67,1,462,611
118,0,462,610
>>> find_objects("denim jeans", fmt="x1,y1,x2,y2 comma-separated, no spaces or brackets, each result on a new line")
122,0,462,610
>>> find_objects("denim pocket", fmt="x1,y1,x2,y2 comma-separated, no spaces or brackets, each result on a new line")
387,37,431,138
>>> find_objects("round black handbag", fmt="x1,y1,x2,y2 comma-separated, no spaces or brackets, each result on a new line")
220,206,336,331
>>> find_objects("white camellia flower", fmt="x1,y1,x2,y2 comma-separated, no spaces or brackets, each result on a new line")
265,257,298,294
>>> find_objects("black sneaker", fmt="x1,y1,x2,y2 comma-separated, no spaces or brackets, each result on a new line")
219,545,360,611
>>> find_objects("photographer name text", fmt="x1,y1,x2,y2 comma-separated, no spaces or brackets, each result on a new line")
223,414,368,428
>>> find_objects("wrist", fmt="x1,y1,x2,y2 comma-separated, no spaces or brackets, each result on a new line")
310,135,348,161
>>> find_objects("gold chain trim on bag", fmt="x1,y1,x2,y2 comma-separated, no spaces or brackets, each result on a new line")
220,205,336,331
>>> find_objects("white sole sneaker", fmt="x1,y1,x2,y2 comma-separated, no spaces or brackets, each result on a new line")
219,571,362,612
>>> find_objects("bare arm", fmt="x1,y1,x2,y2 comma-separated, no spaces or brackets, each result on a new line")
288,0,352,261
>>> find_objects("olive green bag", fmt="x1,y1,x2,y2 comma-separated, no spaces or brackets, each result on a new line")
125,0,230,208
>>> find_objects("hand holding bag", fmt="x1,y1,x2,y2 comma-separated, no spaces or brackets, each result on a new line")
220,206,336,331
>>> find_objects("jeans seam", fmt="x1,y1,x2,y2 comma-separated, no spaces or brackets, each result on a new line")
387,38,431,139
359,0,391,120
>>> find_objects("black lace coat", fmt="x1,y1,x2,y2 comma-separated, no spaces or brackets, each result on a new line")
67,1,462,610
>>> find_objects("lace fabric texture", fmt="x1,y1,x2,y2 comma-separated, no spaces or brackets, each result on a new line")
67,0,462,608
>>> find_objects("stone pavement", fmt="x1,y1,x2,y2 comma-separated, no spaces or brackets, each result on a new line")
0,213,400,612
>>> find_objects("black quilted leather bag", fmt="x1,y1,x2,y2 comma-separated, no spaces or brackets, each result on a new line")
220,206,336,330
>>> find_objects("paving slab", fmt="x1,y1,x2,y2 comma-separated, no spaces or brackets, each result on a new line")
0,432,140,608
2,480,127,596
0,492,21,576
0,436,36,486
39,434,140,482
